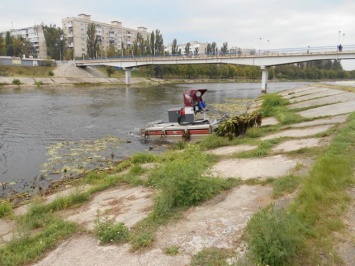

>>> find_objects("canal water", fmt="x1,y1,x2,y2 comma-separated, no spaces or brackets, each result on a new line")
0,82,310,197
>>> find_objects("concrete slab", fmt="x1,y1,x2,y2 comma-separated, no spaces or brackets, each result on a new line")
279,86,315,97
14,185,92,216
210,155,298,180
34,236,191,266
261,124,333,140
60,186,153,230
34,78,54,84
289,114,349,128
155,185,273,255
52,78,72,84
0,219,15,247
282,87,328,99
288,92,355,109
272,138,323,152
289,89,344,103
17,77,35,85
35,185,272,266
297,100,355,118
208,145,257,156
262,117,279,126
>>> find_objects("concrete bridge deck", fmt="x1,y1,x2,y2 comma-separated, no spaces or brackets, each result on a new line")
75,45,355,91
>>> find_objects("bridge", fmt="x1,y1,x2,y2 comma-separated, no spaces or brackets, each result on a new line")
75,45,355,92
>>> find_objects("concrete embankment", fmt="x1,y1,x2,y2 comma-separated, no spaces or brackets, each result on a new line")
1,83,355,265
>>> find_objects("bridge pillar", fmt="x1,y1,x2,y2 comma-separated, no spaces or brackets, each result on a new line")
260,66,269,93
124,68,132,85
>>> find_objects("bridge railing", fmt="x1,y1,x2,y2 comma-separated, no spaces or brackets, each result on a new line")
76,44,355,63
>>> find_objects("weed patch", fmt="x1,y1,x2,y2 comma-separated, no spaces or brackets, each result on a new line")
191,247,235,266
164,245,180,255
95,212,130,244
0,201,13,217
246,205,303,266
0,218,76,266
272,175,302,198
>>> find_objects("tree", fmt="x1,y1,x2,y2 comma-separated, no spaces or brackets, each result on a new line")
5,32,14,56
172,38,178,55
0,34,4,55
221,42,228,54
206,43,212,54
150,30,155,55
211,42,217,55
185,42,191,55
43,25,65,60
155,29,164,55
87,23,99,58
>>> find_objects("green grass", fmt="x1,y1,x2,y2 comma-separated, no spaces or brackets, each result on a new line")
0,218,76,266
0,201,13,217
191,248,236,266
246,205,304,266
246,112,355,265
0,65,56,77
259,93,305,125
236,138,282,158
95,212,130,244
272,175,302,198
164,245,180,255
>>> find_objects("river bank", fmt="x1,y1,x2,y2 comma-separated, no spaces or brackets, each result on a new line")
1,83,355,265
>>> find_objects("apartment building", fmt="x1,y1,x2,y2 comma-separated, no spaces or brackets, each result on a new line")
62,14,148,58
0,25,47,59
165,41,208,55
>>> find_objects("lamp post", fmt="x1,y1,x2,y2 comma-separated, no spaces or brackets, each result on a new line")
59,35,63,61
338,30,341,43
342,33,345,44
259,37,262,55
267,39,269,53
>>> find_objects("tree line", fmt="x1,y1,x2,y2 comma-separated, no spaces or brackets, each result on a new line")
137,60,355,80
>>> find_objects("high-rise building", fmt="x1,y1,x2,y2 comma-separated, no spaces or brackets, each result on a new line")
0,25,47,59
62,14,148,59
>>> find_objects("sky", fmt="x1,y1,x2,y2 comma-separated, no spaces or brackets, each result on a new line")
1,0,355,70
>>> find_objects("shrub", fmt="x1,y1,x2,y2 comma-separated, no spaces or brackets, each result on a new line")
191,248,235,266
34,80,43,87
164,245,180,255
259,93,288,117
48,70,54,76
246,205,302,266
12,79,21,85
95,212,130,244
0,201,13,217
105,66,115,77
131,152,157,164
149,146,236,217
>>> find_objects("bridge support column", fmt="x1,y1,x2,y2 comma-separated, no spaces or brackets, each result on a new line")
260,66,269,93
124,68,132,85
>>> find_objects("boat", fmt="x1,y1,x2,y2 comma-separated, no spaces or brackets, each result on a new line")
142,89,223,142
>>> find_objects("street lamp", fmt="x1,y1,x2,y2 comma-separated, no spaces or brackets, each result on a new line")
338,30,341,43
259,37,262,55
267,39,269,53
342,33,345,44
59,35,63,61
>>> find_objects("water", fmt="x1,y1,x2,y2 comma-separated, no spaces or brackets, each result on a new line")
0,82,310,197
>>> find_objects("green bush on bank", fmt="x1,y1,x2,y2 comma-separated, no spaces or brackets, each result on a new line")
246,205,303,266
0,201,13,217
148,145,237,217
259,93,305,124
